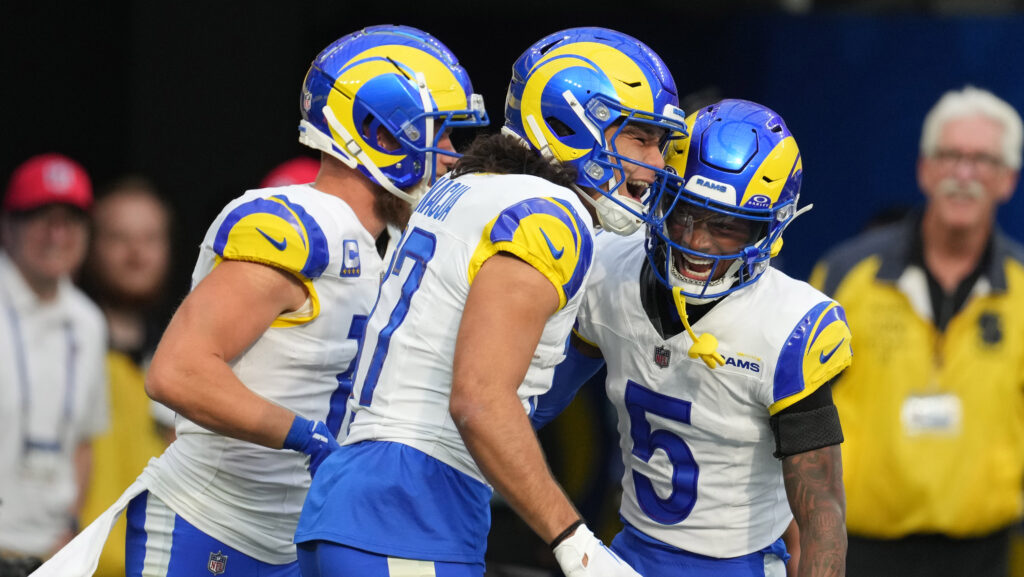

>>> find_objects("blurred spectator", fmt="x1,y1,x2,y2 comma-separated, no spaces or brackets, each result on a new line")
75,177,175,577
259,156,319,188
0,153,108,559
811,85,1024,577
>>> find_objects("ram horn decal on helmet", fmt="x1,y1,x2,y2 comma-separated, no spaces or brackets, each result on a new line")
298,25,488,205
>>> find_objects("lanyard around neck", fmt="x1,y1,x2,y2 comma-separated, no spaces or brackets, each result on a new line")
2,283,76,456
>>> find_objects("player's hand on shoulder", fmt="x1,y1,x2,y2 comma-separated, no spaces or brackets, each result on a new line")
553,523,642,577
282,415,340,477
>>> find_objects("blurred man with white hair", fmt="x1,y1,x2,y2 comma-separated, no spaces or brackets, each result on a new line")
811,85,1024,577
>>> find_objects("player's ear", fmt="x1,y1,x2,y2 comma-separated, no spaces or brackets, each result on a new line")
376,126,400,152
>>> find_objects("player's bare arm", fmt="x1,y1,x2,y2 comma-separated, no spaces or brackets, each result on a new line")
782,519,801,577
146,259,308,448
451,253,582,543
783,444,847,577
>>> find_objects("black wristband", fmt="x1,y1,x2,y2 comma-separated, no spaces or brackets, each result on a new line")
549,519,585,550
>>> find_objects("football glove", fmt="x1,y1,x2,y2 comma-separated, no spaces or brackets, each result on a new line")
553,524,642,577
283,415,339,477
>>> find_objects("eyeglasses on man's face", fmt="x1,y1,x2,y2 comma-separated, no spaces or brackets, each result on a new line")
931,148,1006,175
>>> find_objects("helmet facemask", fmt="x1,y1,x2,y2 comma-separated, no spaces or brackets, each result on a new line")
570,101,688,235
646,183,791,302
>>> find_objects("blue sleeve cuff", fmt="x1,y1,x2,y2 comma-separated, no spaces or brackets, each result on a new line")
530,341,605,429
283,415,311,451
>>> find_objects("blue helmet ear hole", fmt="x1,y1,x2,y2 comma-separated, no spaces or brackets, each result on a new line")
547,117,575,137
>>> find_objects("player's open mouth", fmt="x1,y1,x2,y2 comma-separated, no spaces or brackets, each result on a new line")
624,179,650,201
674,252,714,281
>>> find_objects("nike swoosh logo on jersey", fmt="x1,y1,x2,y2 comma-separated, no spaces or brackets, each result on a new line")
256,228,287,251
819,338,845,364
539,228,564,259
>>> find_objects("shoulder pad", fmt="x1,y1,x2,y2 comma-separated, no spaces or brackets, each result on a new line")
770,301,852,414
468,197,593,310
212,195,330,279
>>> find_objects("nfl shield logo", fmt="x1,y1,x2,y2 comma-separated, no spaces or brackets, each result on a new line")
654,345,671,368
207,551,228,575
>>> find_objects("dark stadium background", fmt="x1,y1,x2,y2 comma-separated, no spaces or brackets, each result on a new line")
3,1,1024,569
4,2,1024,292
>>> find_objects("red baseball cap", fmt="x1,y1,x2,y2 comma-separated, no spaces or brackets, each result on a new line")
260,157,320,188
3,153,93,213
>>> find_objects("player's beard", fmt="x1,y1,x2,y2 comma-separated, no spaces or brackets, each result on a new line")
374,183,413,230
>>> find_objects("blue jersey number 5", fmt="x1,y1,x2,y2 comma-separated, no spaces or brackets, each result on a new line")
625,380,699,525
359,227,437,406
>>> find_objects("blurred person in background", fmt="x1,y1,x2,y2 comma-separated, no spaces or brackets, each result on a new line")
811,85,1024,577
259,156,319,189
76,177,175,577
0,153,108,561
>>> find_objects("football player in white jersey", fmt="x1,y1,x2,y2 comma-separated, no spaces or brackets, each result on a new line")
532,100,852,577
294,27,689,577
28,26,488,577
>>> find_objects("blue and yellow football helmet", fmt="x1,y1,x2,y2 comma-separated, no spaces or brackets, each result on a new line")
646,99,805,300
504,27,688,235
299,25,488,204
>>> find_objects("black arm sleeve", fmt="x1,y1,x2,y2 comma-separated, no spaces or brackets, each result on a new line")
768,375,845,459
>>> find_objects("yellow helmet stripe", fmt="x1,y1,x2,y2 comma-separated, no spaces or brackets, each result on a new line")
664,109,701,176
537,42,654,111
741,135,800,207
326,45,466,168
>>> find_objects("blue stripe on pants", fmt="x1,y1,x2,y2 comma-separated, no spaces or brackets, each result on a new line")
124,491,299,577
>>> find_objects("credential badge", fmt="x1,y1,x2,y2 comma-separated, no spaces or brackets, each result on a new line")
207,551,228,575
654,345,671,368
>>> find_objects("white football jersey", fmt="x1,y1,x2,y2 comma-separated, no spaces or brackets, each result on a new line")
577,232,851,558
344,173,595,483
142,184,383,564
